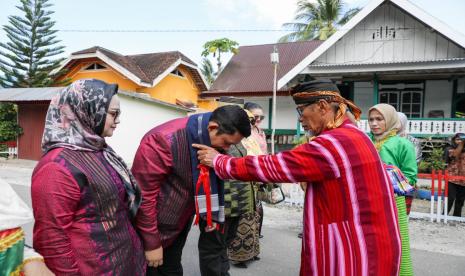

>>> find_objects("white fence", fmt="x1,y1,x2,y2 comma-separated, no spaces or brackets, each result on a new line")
281,183,305,206
0,147,17,158
358,119,465,136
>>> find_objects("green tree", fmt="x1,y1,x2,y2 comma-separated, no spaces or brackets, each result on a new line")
0,103,22,142
279,0,360,42
201,38,239,73
0,0,66,88
200,58,216,85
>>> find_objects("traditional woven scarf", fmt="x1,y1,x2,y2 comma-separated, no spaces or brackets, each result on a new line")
373,129,397,151
187,112,225,227
0,179,33,276
42,79,141,218
0,228,24,276
385,164,415,196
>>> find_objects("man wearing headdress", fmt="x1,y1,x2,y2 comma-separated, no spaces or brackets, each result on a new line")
194,79,402,275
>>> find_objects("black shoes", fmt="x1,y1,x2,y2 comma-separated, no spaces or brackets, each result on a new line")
233,262,248,269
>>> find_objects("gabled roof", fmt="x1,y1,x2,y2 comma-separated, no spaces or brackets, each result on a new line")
53,46,208,91
278,0,465,89
0,87,192,112
0,87,62,101
203,40,322,97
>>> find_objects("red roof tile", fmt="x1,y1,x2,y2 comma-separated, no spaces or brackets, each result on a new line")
204,40,322,96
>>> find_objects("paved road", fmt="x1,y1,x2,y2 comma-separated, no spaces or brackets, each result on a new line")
4,164,465,276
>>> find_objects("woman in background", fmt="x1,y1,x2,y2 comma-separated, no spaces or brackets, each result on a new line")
397,111,422,215
368,103,416,276
227,110,262,268
397,112,422,164
445,133,465,217
243,102,267,238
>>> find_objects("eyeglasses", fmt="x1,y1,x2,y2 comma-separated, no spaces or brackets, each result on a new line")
254,115,265,121
296,103,312,117
107,109,121,119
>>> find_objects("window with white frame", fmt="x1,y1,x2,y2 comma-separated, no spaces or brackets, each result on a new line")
379,91,399,108
379,82,423,118
401,91,422,118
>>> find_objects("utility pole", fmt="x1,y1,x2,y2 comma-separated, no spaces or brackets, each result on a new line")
270,46,279,154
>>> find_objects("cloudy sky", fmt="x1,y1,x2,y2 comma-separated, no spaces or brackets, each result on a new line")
1,0,464,65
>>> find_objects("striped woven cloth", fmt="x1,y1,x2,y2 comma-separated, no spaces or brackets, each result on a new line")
0,227,25,276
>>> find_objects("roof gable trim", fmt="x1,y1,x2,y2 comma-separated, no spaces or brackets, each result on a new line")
151,59,210,90
278,0,465,89
277,0,384,89
53,50,209,90
53,52,152,87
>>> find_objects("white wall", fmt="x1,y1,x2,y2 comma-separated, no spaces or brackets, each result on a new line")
245,96,300,130
353,82,374,116
424,80,453,117
353,80,454,117
243,79,454,130
106,95,188,164
314,3,465,65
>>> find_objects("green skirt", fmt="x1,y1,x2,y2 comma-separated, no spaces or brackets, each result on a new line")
396,196,413,276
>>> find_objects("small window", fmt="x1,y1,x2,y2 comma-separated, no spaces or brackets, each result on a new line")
379,91,399,109
170,68,185,78
83,63,107,71
380,90,423,118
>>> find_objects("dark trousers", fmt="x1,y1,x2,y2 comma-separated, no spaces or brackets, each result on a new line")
147,217,194,276
448,182,465,217
198,217,240,276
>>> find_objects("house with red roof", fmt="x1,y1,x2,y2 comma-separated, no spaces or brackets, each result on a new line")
203,0,465,149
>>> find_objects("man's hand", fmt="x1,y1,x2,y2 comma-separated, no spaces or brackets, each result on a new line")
205,222,218,232
23,260,55,276
192,144,220,167
145,247,163,268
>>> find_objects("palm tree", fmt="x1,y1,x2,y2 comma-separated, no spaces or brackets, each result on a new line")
201,38,239,73
200,58,216,85
279,0,360,42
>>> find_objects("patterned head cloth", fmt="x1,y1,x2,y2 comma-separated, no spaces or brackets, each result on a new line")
42,79,141,218
290,79,362,129
42,79,118,152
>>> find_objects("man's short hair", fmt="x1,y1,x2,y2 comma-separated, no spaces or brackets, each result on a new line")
210,105,251,138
